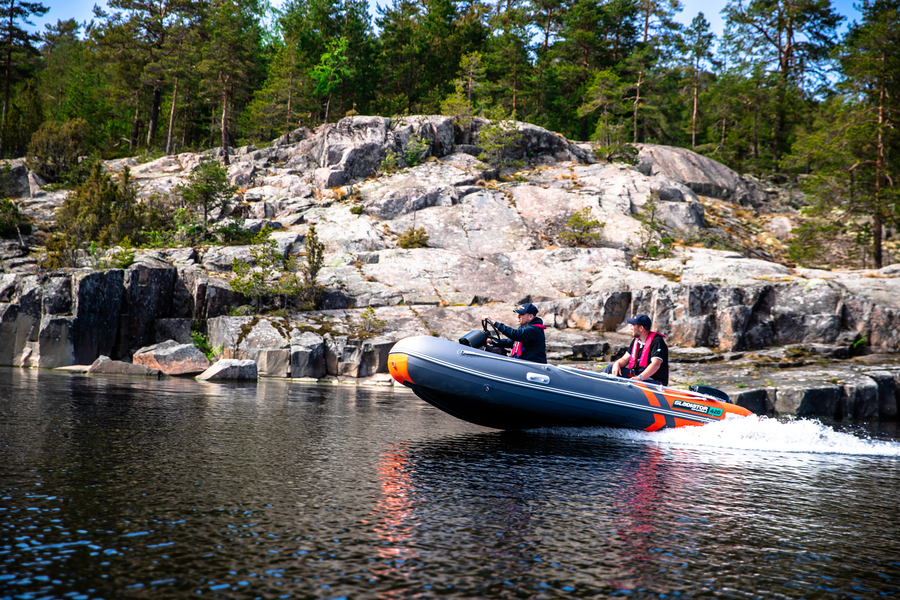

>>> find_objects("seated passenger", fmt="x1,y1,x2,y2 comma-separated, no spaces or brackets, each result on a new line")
603,314,669,386
482,303,548,364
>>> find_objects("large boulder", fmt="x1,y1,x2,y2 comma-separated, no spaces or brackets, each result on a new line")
196,359,258,381
133,340,211,375
636,144,769,208
358,156,486,220
311,116,392,188
87,355,163,378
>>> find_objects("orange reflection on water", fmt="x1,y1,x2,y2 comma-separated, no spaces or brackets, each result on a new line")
370,443,420,596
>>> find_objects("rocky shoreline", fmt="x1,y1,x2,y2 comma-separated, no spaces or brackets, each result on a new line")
2,115,899,422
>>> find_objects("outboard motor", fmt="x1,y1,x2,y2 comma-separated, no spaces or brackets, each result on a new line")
459,329,488,349
689,385,731,403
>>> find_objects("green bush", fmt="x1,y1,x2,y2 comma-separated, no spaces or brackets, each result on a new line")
230,225,327,313
397,226,429,249
44,163,171,267
213,220,256,245
0,199,31,238
477,106,523,168
558,207,604,246
405,134,429,167
26,118,89,183
379,148,399,175
360,306,387,334
176,159,236,242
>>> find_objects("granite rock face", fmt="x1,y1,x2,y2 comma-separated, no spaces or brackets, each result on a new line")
636,144,769,208
2,116,900,420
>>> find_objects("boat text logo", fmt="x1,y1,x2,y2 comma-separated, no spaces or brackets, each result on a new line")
672,399,724,417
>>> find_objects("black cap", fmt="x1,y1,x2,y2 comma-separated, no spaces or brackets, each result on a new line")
626,313,652,328
514,302,539,315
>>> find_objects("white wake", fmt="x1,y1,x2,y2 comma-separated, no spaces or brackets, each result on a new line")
536,415,900,457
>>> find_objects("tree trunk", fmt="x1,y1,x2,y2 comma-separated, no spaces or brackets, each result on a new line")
752,105,759,159
0,13,12,158
287,68,293,130
166,78,179,155
220,90,230,166
146,87,162,150
691,73,699,148
208,104,217,149
130,98,141,152
633,71,643,144
543,9,552,51
873,74,886,269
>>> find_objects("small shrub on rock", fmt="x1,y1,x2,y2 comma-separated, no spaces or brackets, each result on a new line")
360,306,387,333
478,106,523,168
559,208,604,247
379,149,399,175
405,134,429,167
398,226,428,249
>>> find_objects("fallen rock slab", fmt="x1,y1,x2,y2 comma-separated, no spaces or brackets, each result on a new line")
197,359,258,381
87,356,163,378
133,340,211,376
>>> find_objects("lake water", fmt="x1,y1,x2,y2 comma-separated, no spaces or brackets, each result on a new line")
1,367,899,600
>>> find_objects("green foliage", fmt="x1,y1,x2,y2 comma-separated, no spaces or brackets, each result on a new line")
559,208,605,247
405,134,429,167
230,224,326,313
350,204,365,215
360,306,386,333
230,225,282,311
0,199,31,238
477,106,523,168
635,196,673,259
440,80,474,124
190,327,221,361
378,149,400,175
177,160,236,242
786,221,843,267
397,227,429,249
25,119,88,182
440,52,483,126
212,220,256,245
109,238,136,269
311,37,352,123
45,163,168,267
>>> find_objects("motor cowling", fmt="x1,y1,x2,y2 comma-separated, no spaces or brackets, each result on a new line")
459,330,488,349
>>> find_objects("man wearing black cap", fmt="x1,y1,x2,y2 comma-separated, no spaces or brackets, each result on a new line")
603,313,669,385
482,303,548,364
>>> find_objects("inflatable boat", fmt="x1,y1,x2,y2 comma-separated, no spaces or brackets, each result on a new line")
388,335,754,430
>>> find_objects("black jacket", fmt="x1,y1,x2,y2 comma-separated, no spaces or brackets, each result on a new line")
494,317,548,364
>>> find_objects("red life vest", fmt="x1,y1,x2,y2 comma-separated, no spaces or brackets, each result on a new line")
511,324,547,358
627,332,664,370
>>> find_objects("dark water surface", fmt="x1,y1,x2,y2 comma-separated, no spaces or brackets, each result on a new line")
2,367,900,600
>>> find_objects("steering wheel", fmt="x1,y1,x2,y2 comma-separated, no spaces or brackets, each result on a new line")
482,319,503,345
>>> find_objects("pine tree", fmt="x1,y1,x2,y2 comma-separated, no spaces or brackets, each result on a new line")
0,0,48,157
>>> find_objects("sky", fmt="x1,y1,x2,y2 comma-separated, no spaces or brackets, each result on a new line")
30,0,862,40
